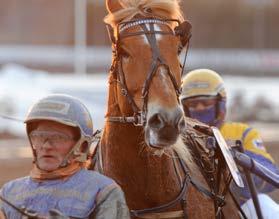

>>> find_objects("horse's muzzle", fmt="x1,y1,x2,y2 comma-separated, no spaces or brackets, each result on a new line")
145,108,185,148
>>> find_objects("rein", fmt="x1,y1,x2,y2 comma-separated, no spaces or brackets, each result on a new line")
0,195,40,218
106,18,191,126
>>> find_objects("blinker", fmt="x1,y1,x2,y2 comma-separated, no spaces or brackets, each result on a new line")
174,21,192,47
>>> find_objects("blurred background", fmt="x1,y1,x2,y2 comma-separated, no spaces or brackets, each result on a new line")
0,0,278,199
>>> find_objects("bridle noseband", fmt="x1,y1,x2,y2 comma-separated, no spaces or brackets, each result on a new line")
106,18,191,126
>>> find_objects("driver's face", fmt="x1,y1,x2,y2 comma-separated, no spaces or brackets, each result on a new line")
29,121,77,171
182,96,217,113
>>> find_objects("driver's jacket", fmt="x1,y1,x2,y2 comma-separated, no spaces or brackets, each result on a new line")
0,168,130,219
220,122,279,204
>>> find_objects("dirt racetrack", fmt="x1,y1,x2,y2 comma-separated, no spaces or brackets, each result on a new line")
0,134,278,203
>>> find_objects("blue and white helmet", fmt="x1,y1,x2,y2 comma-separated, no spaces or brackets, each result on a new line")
25,94,93,163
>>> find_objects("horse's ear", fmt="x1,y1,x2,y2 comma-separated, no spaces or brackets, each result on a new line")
106,0,123,13
174,21,192,47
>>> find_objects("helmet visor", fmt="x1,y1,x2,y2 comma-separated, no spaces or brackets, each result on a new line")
181,96,218,109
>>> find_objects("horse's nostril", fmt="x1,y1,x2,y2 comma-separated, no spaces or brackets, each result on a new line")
148,113,164,129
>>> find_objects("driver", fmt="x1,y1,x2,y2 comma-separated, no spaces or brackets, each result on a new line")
180,69,279,218
0,94,130,219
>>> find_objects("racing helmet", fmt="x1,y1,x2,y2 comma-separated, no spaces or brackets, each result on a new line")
180,69,226,126
25,94,93,164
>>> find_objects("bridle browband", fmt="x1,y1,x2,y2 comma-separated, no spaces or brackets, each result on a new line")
106,18,191,126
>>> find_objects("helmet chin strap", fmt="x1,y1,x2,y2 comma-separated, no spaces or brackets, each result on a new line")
59,137,89,168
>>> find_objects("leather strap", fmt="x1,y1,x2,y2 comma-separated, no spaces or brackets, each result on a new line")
130,171,190,218
135,210,184,219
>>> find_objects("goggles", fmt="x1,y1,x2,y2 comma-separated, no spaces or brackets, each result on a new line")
29,130,76,148
181,96,217,109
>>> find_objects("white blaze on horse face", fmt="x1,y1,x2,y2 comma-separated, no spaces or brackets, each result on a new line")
141,24,171,94
158,66,171,92
142,24,162,44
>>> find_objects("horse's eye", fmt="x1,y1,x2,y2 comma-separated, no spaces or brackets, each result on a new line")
177,44,183,55
119,48,131,59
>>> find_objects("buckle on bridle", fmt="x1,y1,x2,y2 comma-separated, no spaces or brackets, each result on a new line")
133,112,146,126
215,195,226,216
121,88,128,96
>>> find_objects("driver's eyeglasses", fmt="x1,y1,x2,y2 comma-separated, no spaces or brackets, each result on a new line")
182,96,217,109
29,130,75,148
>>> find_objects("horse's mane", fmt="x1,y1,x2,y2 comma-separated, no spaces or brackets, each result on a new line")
104,0,184,27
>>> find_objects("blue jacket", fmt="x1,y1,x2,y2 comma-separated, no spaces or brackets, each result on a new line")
0,169,129,219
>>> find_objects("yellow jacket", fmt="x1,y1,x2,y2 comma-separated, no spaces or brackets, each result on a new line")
220,122,278,204
220,122,274,162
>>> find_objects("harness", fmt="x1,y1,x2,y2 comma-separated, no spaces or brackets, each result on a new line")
91,128,232,219
190,122,249,218
184,127,229,218
105,18,191,126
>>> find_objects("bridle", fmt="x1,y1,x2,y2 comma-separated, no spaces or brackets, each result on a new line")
106,18,192,126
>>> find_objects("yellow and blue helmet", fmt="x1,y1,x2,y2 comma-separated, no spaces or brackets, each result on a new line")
180,69,226,100
180,69,226,126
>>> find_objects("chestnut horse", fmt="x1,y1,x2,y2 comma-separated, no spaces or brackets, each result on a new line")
97,0,240,218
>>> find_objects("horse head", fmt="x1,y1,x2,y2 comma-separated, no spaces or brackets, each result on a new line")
105,0,192,149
